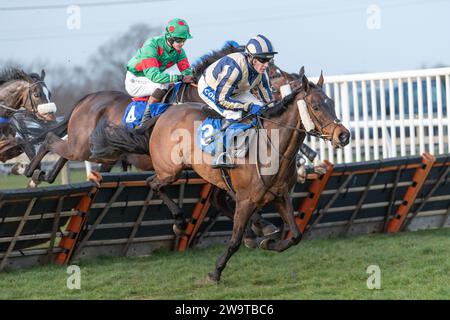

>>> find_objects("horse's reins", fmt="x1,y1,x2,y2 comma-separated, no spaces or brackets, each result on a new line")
253,85,343,195
0,80,49,126
0,103,17,112
24,80,46,113
0,83,43,114
167,82,198,104
0,81,43,120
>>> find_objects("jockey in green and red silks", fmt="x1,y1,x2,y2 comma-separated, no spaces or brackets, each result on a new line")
125,18,194,126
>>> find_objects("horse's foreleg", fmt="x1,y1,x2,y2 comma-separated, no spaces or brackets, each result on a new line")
208,198,257,282
25,133,73,181
212,189,280,241
147,173,187,234
259,194,302,252
44,157,68,184
211,188,234,219
24,133,52,177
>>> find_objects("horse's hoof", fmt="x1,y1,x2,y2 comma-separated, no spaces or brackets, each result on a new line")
207,272,220,283
88,171,102,187
313,165,327,175
259,238,274,250
243,237,257,249
172,223,186,236
262,225,281,238
11,163,26,175
297,174,306,184
31,169,44,182
252,222,280,238
27,179,40,188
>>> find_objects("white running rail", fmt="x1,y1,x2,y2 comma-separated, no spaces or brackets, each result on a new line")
308,67,450,163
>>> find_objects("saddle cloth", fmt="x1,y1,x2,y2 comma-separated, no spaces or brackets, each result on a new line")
122,83,183,128
122,99,170,128
197,117,256,157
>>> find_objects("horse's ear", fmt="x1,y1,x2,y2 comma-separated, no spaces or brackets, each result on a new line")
302,74,309,91
298,66,305,79
40,69,45,80
317,70,324,88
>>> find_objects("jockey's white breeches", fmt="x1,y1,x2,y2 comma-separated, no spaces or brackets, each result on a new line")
197,76,262,121
124,71,169,97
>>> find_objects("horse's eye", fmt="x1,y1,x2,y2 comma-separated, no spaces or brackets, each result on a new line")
34,92,40,98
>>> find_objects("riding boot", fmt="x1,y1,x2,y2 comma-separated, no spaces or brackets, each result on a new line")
139,96,159,127
138,88,167,128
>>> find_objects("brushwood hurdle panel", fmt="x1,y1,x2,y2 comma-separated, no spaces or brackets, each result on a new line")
1,153,450,270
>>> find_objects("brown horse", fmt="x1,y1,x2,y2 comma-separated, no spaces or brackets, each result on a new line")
146,67,350,282
0,68,55,162
22,46,241,184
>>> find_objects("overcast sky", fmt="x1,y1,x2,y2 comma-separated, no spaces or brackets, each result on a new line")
1,0,449,78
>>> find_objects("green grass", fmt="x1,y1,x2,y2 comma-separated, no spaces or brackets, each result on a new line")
1,228,450,299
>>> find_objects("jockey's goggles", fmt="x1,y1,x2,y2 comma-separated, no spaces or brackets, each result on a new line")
171,37,187,43
253,56,273,64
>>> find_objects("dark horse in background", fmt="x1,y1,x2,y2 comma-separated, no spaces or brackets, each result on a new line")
143,67,350,282
0,68,57,163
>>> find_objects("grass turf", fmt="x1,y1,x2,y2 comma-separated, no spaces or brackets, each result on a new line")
1,227,449,299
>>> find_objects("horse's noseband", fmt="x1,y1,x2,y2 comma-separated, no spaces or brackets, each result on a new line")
25,80,46,113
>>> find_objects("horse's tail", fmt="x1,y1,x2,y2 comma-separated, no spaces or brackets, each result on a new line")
90,118,152,158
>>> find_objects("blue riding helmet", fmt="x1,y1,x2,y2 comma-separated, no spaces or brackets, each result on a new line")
245,34,278,58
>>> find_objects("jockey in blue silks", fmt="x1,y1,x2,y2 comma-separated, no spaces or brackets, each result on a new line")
197,35,277,167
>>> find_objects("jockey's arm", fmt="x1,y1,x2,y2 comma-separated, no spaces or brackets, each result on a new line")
215,66,252,111
141,45,180,84
176,49,193,77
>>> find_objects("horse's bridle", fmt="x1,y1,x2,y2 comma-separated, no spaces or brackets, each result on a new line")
258,92,341,142
23,80,46,113
305,110,343,141
0,80,46,121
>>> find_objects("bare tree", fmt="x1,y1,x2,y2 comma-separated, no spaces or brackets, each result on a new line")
1,23,162,116
87,23,162,91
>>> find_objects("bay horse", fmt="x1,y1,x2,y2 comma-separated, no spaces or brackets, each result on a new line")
146,67,350,282
0,68,56,162
22,46,241,184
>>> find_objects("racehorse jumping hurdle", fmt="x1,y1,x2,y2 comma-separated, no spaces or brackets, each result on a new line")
1,153,450,271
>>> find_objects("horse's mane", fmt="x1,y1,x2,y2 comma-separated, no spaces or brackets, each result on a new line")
192,46,242,79
0,68,33,86
263,80,320,118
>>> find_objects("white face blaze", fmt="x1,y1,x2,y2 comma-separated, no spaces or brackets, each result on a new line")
42,86,51,103
37,86,57,115
297,99,315,132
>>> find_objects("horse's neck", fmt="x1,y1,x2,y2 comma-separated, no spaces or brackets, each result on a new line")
267,101,303,160
263,100,304,184
0,80,27,116
170,83,203,104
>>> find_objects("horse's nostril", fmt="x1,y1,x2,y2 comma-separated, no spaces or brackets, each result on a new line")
339,132,350,145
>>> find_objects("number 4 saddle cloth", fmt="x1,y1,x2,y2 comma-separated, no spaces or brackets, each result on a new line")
122,98,170,128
